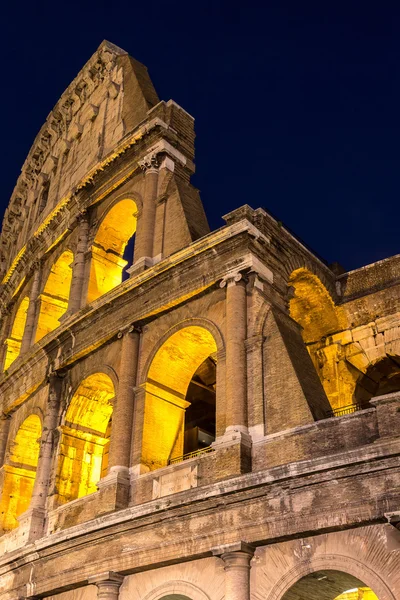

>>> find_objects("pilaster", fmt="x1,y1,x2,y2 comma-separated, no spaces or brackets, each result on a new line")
98,326,141,510
129,153,159,273
20,263,41,354
88,572,124,600
212,272,252,475
18,371,64,542
67,211,90,314
212,541,255,600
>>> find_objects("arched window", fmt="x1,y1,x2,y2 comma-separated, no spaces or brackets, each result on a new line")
281,570,379,600
35,250,73,342
142,326,218,470
56,373,114,504
87,199,137,303
3,296,29,370
0,415,41,531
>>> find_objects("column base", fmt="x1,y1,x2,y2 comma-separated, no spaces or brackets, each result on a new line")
17,507,46,543
127,257,154,277
129,463,151,478
211,428,252,476
97,468,131,512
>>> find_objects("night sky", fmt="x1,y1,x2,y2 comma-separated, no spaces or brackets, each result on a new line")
2,1,400,271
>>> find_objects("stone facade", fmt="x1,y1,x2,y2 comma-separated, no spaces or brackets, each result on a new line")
0,41,399,600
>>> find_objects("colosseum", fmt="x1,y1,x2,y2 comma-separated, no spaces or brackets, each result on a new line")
0,40,399,600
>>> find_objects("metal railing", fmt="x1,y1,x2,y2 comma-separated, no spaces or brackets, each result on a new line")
325,402,366,418
168,445,214,465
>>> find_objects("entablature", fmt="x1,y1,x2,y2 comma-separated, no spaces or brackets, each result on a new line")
0,218,275,413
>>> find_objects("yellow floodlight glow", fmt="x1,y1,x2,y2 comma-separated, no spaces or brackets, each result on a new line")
35,250,73,342
0,414,41,531
142,326,217,470
3,297,29,371
334,588,378,600
56,373,114,504
87,199,137,303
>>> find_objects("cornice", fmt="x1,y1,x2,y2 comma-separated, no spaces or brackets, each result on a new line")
0,219,271,410
0,116,181,308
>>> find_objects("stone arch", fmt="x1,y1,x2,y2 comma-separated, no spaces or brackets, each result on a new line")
141,318,225,385
3,296,29,370
141,320,221,470
354,355,400,405
55,372,115,504
142,581,211,600
65,364,119,410
5,405,44,457
282,253,337,302
286,268,351,411
35,249,74,342
288,268,344,344
0,414,42,532
268,556,395,600
87,198,138,303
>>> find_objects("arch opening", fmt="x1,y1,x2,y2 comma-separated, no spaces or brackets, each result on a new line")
3,296,29,370
355,355,400,405
288,268,353,411
0,415,41,531
143,326,218,470
288,268,341,344
87,199,137,303
281,570,379,600
56,373,114,504
35,250,74,342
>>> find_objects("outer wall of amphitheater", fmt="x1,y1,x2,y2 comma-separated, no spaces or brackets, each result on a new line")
0,41,399,600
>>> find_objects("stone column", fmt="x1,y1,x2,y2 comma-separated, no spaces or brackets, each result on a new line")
108,326,140,474
67,211,90,314
88,572,124,600
20,264,41,354
18,372,63,541
0,413,11,467
132,154,159,269
213,542,255,600
222,273,248,432
0,309,11,371
129,386,147,477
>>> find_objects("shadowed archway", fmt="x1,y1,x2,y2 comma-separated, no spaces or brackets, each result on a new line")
56,373,115,504
281,570,378,600
87,199,137,303
0,414,42,531
142,325,218,470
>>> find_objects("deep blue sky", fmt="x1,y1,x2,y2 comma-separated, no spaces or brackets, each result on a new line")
1,1,400,271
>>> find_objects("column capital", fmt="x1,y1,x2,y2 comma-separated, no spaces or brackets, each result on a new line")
138,152,159,173
88,571,124,586
27,259,42,277
220,271,248,289
212,541,255,559
77,208,89,221
117,324,141,339
46,368,67,384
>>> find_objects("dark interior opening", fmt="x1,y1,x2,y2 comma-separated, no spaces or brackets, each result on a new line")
184,356,216,454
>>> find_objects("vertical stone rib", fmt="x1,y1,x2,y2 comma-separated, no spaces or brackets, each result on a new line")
134,160,159,263
30,373,63,513
20,266,41,354
108,328,140,472
225,275,248,431
67,212,90,314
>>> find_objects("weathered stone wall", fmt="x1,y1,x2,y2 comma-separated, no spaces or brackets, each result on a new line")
0,43,399,600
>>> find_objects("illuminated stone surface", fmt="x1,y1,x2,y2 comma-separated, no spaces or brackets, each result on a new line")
0,41,399,600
